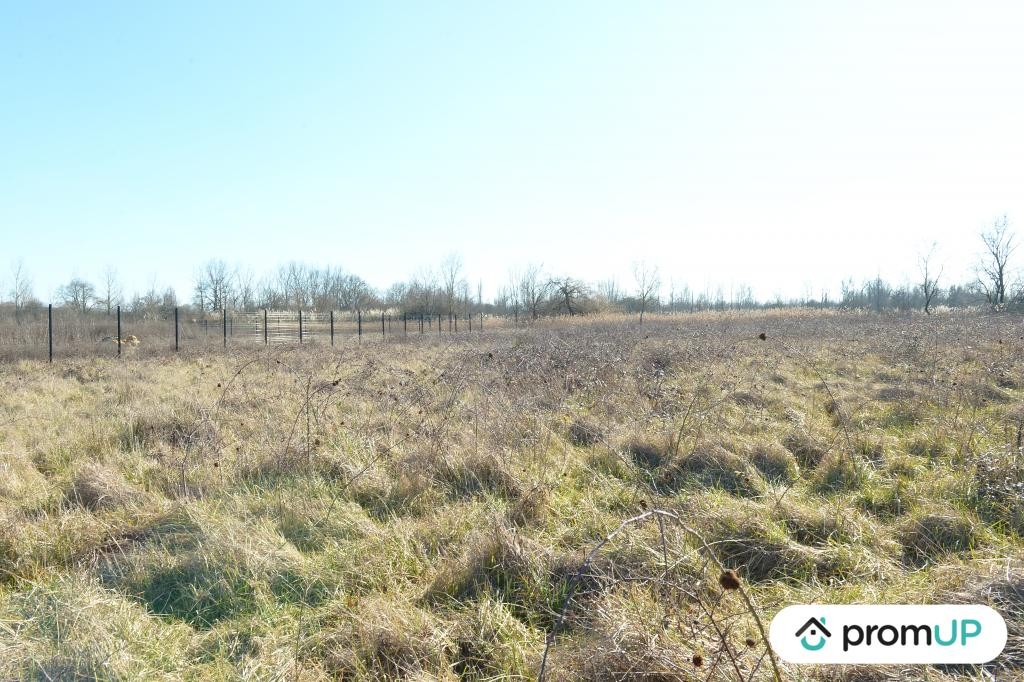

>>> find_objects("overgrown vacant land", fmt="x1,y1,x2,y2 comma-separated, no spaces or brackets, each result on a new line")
1,312,1023,680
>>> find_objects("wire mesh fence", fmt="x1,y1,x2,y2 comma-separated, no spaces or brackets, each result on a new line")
0,306,502,362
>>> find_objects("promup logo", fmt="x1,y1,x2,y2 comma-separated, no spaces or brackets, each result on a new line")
770,605,1007,664
795,617,830,651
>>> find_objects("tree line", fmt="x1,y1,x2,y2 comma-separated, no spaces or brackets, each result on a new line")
3,217,1021,322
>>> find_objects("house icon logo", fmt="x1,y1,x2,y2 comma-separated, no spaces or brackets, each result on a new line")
796,616,831,651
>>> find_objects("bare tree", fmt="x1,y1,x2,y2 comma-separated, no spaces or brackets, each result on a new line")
977,216,1016,309
130,279,177,318
633,262,661,325
678,284,694,312
9,259,34,322
517,264,549,320
550,277,589,316
275,262,307,308
440,253,463,318
597,278,620,304
58,277,96,313
338,273,373,313
459,280,471,318
493,285,510,313
385,281,408,310
734,283,755,309
409,267,439,317
917,243,943,315
865,274,890,313
194,260,234,312
100,266,121,316
504,269,522,318
236,267,256,311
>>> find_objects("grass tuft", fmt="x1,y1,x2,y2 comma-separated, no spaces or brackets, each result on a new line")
568,418,603,447
66,462,144,511
901,511,984,567
658,445,766,497
750,441,800,483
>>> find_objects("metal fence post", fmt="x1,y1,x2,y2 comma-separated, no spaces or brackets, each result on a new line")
222,308,227,348
264,309,268,345
381,310,385,339
468,313,472,333
403,312,407,335
174,307,179,351
330,310,334,346
438,313,441,335
299,309,303,344
48,303,53,363
358,310,362,341
117,305,122,356
480,312,483,331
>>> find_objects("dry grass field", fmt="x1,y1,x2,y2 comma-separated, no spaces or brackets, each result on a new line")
1,310,1022,680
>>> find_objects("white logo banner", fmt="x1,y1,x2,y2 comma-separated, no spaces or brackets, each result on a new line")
769,604,1007,664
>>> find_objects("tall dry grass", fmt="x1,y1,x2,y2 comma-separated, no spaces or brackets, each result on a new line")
0,309,1021,679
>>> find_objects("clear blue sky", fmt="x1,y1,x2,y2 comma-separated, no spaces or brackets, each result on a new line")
2,1,1023,303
